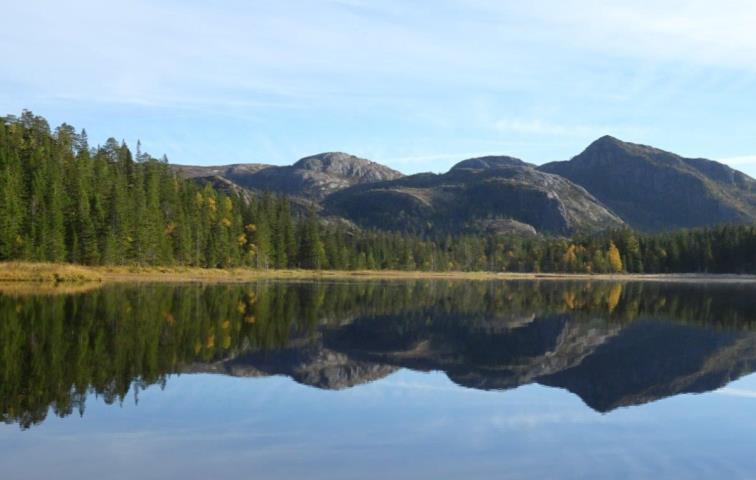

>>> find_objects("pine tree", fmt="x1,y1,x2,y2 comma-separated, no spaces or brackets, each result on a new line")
0,127,24,259
254,216,272,269
299,206,325,269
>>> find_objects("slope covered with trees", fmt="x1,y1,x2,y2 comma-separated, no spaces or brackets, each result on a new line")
1,111,755,274
0,111,327,268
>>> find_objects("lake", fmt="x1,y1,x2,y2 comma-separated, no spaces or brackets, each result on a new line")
2,280,756,479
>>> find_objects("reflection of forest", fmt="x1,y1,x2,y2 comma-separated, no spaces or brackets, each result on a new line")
2,280,756,428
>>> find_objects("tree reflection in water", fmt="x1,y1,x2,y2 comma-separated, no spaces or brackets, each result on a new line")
2,280,756,428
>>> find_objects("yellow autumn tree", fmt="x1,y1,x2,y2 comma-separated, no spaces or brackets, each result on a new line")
607,241,623,273
562,244,578,271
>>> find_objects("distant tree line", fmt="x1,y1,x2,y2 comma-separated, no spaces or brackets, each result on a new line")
1,111,755,273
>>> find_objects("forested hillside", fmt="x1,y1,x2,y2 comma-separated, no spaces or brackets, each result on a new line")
1,111,755,273
0,111,318,268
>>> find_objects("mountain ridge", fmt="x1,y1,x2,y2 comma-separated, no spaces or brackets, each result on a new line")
173,152,403,200
324,161,624,235
540,136,756,231
173,137,756,234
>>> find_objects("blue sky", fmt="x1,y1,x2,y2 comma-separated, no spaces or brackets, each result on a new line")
2,0,756,175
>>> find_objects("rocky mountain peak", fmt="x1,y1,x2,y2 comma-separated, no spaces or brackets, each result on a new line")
450,155,530,171
293,152,403,182
540,136,756,230
173,137,756,234
589,134,624,148
580,135,676,163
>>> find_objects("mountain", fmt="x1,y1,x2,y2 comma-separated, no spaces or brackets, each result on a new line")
324,158,624,235
540,136,756,231
172,137,756,235
171,162,272,179
173,152,403,200
449,155,531,171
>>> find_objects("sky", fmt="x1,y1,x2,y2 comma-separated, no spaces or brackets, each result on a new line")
2,0,756,175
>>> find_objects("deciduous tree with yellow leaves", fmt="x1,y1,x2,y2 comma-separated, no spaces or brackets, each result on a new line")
607,241,624,273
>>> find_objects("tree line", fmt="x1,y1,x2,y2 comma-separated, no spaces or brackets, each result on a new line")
0,111,325,268
1,111,755,273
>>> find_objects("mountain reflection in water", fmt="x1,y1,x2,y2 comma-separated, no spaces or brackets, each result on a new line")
2,280,756,429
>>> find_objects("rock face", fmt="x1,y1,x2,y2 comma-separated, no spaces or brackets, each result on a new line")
539,136,756,231
243,152,404,200
172,163,272,180
173,138,756,234
449,155,531,171
324,159,624,235
174,152,403,200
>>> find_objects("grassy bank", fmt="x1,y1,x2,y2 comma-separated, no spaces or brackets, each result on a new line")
86,265,526,282
0,262,104,283
3,262,756,285
0,262,519,283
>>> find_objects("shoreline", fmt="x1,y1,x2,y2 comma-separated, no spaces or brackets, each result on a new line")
2,262,756,286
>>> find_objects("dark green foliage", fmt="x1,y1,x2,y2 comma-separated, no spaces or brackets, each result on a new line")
0,112,257,268
2,111,755,274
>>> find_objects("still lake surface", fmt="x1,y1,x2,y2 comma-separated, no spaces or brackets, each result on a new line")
2,280,756,479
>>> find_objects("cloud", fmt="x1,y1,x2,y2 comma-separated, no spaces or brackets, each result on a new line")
2,1,755,170
715,387,756,399
492,118,647,143
379,380,467,393
10,0,755,111
493,118,609,137
488,411,604,429
466,0,756,71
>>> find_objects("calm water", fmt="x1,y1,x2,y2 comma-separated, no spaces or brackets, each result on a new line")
2,280,756,479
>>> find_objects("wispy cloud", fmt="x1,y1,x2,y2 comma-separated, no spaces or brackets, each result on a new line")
715,387,756,399
488,411,605,429
2,1,755,171
493,118,611,137
467,0,756,71
491,118,648,149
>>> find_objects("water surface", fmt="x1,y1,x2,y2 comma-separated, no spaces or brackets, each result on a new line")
2,280,756,479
